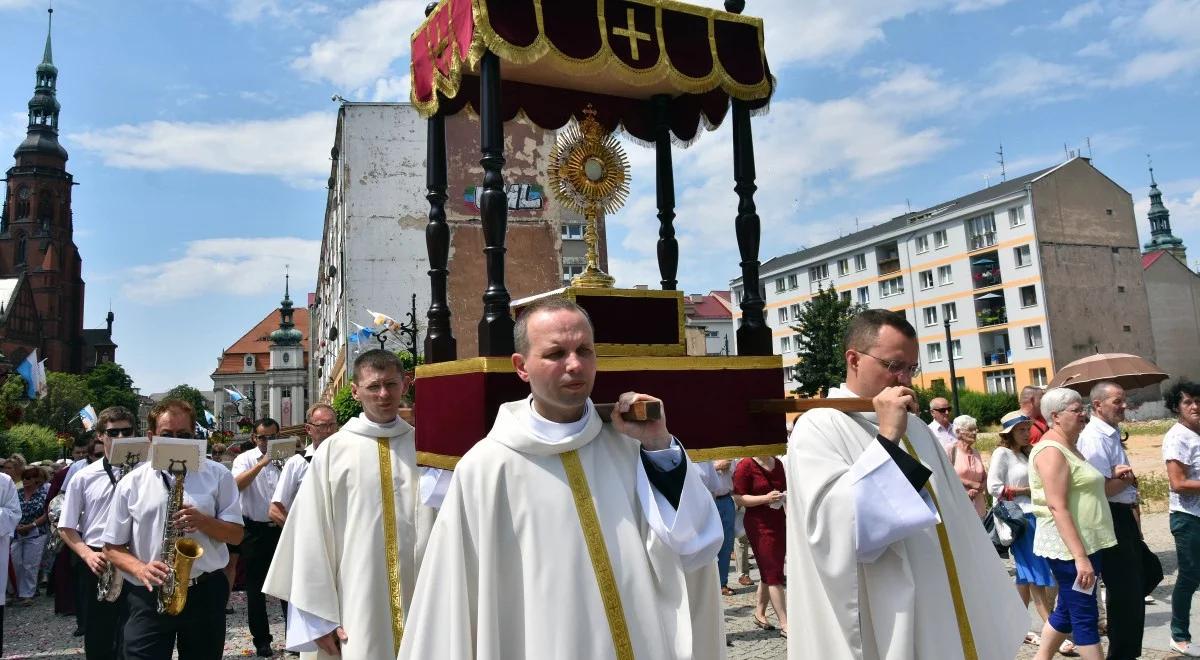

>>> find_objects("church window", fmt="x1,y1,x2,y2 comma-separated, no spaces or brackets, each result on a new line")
15,235,26,264
16,186,30,219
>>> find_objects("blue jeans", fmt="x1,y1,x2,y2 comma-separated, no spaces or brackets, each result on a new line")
1046,552,1103,647
1171,511,1200,642
715,495,736,588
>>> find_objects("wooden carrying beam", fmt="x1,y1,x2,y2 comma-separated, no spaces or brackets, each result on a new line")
595,400,662,423
748,398,874,414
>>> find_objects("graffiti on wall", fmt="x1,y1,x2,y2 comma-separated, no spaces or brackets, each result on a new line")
463,183,544,212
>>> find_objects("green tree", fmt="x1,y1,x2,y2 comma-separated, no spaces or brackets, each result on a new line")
86,362,140,415
790,285,863,397
0,374,27,429
0,423,60,461
24,372,91,435
332,383,363,426
164,384,212,427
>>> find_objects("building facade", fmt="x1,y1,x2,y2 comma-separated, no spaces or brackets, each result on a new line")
684,290,734,356
1140,169,1199,385
732,157,1156,395
310,103,601,401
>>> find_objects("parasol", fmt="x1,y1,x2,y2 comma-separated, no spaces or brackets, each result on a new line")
1047,353,1169,394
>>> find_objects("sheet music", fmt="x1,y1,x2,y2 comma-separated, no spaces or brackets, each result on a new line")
108,438,151,467
267,436,301,462
149,436,206,472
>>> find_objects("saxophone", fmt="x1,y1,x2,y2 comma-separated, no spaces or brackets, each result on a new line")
97,451,143,602
156,460,204,616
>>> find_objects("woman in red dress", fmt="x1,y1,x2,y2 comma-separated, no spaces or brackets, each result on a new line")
733,455,788,637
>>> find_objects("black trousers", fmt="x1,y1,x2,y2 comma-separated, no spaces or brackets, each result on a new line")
1100,502,1145,659
242,520,286,646
77,551,126,659
70,551,87,631
123,570,228,660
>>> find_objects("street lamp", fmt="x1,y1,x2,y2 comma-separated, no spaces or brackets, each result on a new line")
944,318,961,414
372,294,422,359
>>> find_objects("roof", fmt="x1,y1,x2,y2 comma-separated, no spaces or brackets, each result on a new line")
213,307,310,376
0,278,19,311
82,328,115,348
738,161,1072,284
1142,250,1167,270
687,291,733,320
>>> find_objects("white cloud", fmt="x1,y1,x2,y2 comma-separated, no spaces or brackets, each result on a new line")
0,0,38,9
952,0,1012,12
122,237,321,302
1076,40,1113,58
980,55,1085,101
292,0,427,89
370,75,412,102
70,111,335,188
1113,49,1200,86
1111,0,1200,85
1140,0,1200,46
226,0,330,23
1054,1,1102,29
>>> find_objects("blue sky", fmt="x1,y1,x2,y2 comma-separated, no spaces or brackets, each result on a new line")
0,0,1197,395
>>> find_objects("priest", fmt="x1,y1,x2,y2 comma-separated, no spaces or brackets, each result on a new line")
786,309,1027,660
263,349,418,659
399,296,725,660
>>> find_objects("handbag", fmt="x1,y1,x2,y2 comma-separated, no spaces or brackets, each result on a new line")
1141,538,1164,597
984,499,1027,548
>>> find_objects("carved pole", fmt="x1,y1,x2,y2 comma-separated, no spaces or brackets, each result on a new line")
423,107,456,363
476,50,515,356
653,94,678,291
731,99,771,356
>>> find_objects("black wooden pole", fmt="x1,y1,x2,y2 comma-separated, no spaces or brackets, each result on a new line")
476,50,515,356
945,317,961,413
731,99,771,356
653,94,678,291
423,108,456,363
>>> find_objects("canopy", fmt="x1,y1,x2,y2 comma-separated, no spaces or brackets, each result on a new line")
1047,352,1169,394
410,0,774,142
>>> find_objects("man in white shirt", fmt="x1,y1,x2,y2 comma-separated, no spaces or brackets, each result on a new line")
697,459,736,595
58,406,139,658
102,399,244,660
927,397,955,447
269,404,338,526
1077,381,1143,659
232,417,287,657
0,467,21,655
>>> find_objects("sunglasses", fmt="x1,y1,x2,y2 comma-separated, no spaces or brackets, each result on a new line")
104,427,136,438
157,431,194,439
255,434,279,440
932,407,951,414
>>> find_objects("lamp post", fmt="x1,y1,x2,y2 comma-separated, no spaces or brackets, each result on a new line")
944,318,960,414
371,295,422,359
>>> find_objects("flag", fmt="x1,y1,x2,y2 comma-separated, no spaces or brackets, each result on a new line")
34,359,47,399
203,409,215,426
15,350,37,399
366,308,401,331
79,404,98,431
224,387,245,403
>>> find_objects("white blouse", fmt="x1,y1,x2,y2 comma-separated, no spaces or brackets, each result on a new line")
987,446,1033,513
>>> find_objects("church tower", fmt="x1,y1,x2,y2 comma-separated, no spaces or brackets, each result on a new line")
267,272,307,426
1142,163,1187,263
0,7,86,372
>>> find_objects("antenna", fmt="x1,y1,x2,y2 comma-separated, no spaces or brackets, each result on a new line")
905,199,912,215
855,217,860,232
984,174,991,188
996,143,1007,182
1086,137,1093,159
1064,143,1071,160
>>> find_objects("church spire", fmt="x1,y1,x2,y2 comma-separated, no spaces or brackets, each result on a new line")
42,5,54,67
270,267,302,346
14,4,67,164
1142,156,1186,263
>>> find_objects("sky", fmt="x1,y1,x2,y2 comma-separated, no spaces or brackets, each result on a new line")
0,0,1197,395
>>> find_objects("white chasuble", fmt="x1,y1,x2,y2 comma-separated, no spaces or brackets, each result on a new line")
786,387,1027,660
398,398,725,660
264,413,419,660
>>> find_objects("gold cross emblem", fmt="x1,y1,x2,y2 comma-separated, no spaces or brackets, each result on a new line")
611,7,651,61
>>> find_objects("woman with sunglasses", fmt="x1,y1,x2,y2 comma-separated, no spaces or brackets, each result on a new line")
11,466,50,605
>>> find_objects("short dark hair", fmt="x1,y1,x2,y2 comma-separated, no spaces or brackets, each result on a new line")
254,418,280,434
844,309,916,353
97,406,135,434
352,349,406,383
513,297,593,355
1166,380,1200,414
148,400,196,433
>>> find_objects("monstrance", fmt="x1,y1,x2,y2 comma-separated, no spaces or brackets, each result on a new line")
548,106,630,288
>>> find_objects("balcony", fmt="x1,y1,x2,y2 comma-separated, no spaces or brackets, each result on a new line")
968,232,997,251
974,291,1007,328
980,329,1012,367
970,251,1002,289
876,241,901,275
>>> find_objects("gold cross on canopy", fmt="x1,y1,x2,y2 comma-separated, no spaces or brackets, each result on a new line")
611,8,651,61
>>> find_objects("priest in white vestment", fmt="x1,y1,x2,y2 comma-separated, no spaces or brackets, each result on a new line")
786,309,1027,660
264,350,419,660
399,297,725,660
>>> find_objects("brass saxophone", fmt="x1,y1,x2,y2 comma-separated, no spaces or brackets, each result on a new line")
97,451,142,602
156,460,204,616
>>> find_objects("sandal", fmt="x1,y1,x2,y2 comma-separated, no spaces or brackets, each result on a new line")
738,575,754,586
721,587,735,596
1023,632,1040,645
1059,640,1079,657
752,615,776,631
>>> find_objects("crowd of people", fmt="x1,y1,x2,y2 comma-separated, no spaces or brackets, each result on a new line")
1,303,1199,659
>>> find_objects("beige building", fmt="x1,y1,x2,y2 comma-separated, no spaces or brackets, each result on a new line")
1143,251,1200,385
732,157,1156,395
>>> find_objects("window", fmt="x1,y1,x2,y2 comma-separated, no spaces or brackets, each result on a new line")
1014,244,1032,268
1117,285,1126,293
937,265,953,286
808,265,828,283
244,355,254,367
951,339,962,359
1019,285,1037,308
775,278,785,293
783,366,793,381
915,235,930,253
790,304,801,319
942,302,958,322
563,264,584,284
923,306,938,326
919,270,935,290
840,291,852,303
879,276,904,298
1008,206,1026,227
561,223,584,240
854,254,868,271
780,336,791,352
1123,324,1132,332
986,369,1017,394
927,343,943,362
857,286,870,304
778,308,789,323
1030,368,1047,387
705,330,720,338
955,376,967,391
933,230,948,249
964,212,997,250
1024,325,1043,348
931,378,946,390
837,259,849,276
788,274,799,289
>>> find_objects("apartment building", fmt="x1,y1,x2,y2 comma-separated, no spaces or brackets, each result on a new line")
731,157,1155,394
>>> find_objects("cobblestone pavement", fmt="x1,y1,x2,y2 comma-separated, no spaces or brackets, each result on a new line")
3,511,1194,659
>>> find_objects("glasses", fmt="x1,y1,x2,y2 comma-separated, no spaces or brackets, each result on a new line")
157,431,194,439
859,351,921,378
307,421,336,429
931,407,951,414
1061,406,1087,416
104,427,136,438
255,433,279,440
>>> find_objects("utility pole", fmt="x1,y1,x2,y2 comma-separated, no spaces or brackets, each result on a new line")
944,317,960,413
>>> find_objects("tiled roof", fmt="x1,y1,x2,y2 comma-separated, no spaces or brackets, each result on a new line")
688,291,733,320
213,308,310,375
1142,250,1166,270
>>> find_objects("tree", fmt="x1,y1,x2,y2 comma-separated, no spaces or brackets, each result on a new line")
790,285,863,397
23,372,91,435
0,374,27,429
332,383,362,426
0,423,60,461
86,362,140,415
164,384,212,428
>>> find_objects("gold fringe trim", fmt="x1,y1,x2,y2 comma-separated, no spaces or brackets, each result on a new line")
376,437,405,654
900,436,978,660
417,443,789,470
415,451,461,470
560,449,635,660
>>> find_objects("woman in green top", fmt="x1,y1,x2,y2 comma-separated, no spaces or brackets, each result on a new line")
1029,387,1117,660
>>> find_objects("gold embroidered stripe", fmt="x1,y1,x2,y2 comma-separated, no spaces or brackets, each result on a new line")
376,437,404,654
901,435,978,660
560,449,635,660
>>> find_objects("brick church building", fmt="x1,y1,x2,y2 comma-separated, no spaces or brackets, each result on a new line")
0,9,115,374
